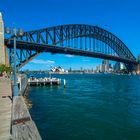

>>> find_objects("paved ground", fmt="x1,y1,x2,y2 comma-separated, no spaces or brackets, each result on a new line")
0,77,12,140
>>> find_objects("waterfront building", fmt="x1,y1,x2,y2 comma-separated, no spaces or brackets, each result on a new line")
96,65,100,72
104,60,109,72
80,67,83,72
108,64,113,72
105,65,108,72
102,64,105,72
69,67,72,72
99,64,102,72
113,62,126,72
95,59,110,73
109,63,112,69
95,60,127,74
120,63,125,70
101,59,110,72
114,62,120,72
138,55,140,62
50,66,68,73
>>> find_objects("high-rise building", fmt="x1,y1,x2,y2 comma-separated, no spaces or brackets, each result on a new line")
114,62,120,72
102,59,109,72
96,65,100,72
102,64,105,72
138,55,140,61
120,63,125,70
95,60,110,73
99,64,102,72
69,67,72,72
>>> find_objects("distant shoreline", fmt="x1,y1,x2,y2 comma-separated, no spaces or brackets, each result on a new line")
22,71,139,75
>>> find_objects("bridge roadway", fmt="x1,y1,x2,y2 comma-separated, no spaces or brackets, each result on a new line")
5,39,138,66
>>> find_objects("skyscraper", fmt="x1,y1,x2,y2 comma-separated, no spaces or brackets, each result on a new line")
138,55,140,62
120,63,125,70
102,59,109,72
114,62,120,72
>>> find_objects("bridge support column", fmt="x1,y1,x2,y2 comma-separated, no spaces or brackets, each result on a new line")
136,63,140,74
125,63,136,73
136,56,140,74
0,13,9,66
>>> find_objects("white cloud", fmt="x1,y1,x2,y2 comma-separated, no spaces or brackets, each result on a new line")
65,54,74,58
31,59,55,64
46,60,55,64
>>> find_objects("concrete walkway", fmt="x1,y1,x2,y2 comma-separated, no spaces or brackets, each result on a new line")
0,77,12,140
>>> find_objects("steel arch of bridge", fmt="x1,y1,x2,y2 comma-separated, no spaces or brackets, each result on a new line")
5,24,137,69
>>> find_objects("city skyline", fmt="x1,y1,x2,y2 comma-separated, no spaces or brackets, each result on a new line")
1,0,140,70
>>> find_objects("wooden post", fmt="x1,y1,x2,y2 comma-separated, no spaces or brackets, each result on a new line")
64,79,66,88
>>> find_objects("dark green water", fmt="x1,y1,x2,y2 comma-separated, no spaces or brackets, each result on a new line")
28,74,140,140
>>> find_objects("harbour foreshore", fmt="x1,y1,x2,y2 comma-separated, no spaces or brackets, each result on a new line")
0,75,42,140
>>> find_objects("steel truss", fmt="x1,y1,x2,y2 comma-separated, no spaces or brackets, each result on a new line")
4,24,137,70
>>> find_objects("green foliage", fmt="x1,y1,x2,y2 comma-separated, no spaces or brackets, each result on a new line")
0,64,12,74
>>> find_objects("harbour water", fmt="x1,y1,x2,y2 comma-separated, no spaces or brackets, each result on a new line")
27,74,140,140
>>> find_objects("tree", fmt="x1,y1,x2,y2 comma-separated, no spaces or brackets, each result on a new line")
0,64,12,75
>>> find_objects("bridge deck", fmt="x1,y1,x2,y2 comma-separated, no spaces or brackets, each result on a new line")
0,77,12,140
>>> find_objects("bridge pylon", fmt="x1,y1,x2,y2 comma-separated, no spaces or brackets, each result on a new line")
0,12,9,66
136,55,140,74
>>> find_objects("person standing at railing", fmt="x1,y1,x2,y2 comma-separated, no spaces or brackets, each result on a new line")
2,71,8,78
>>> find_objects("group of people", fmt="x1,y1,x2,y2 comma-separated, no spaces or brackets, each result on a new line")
1,71,8,78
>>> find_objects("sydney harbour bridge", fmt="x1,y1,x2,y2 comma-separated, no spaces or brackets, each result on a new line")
0,14,139,72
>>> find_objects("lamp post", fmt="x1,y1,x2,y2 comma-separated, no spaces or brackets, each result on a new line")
13,28,18,96
5,27,24,96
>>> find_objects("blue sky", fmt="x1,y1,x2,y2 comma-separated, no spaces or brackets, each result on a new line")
1,0,140,70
